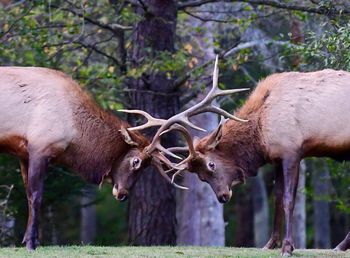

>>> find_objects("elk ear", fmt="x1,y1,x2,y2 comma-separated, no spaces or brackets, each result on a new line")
193,136,200,147
206,124,223,150
120,126,139,147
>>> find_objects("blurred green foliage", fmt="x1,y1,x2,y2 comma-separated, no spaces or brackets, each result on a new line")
297,23,350,71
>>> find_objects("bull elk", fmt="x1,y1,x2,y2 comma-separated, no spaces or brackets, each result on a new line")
0,67,188,250
126,56,350,256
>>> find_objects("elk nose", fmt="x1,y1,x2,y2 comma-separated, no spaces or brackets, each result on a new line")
113,186,129,202
218,193,231,203
117,192,128,202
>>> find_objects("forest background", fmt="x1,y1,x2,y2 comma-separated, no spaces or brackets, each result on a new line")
0,0,350,249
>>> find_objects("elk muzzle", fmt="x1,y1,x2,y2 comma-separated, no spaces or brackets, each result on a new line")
217,188,232,204
112,185,129,202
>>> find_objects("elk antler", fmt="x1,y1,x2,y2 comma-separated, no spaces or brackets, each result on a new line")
119,55,249,188
118,109,166,131
120,55,249,155
151,156,189,190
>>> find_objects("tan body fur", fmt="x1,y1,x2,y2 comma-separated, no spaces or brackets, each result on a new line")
0,67,77,159
257,69,350,160
214,69,350,168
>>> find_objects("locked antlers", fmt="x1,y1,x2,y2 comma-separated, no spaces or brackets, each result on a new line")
120,55,249,188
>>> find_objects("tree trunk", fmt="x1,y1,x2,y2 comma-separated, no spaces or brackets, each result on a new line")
292,160,306,249
47,205,58,245
312,159,331,248
0,184,15,246
127,0,178,245
177,112,225,246
234,182,254,247
0,209,14,245
176,5,225,246
252,171,269,248
80,185,96,244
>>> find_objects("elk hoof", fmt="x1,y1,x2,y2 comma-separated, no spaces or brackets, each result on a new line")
281,239,294,256
263,237,280,249
25,238,39,251
333,244,347,252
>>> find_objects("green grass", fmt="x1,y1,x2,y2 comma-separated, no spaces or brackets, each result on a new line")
0,246,348,258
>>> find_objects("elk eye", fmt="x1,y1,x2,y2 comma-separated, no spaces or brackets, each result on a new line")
208,161,216,171
132,158,141,169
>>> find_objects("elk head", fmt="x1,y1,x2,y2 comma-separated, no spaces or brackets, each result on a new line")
120,55,249,202
104,123,188,202
177,122,247,204
107,126,151,201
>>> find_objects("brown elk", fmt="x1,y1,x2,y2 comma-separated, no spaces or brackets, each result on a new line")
0,66,189,250
126,57,350,256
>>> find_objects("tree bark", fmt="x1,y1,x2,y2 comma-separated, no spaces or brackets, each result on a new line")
234,183,254,247
292,160,306,249
177,112,225,246
127,0,178,245
80,185,96,245
0,209,14,245
252,171,269,248
311,159,331,248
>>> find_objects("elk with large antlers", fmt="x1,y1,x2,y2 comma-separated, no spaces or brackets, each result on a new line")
0,67,185,250
125,57,350,256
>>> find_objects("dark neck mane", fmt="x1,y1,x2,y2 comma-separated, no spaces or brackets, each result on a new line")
60,103,130,184
219,113,266,177
219,80,272,176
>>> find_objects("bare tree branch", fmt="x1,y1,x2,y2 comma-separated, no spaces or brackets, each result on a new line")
51,3,133,33
178,0,220,10
183,9,235,23
223,39,291,58
3,0,26,10
174,39,291,89
77,41,121,67
178,0,350,15
237,0,350,15
0,6,33,40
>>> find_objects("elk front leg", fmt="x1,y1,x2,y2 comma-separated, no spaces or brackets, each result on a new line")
281,156,300,256
19,160,31,245
334,232,350,251
263,163,284,249
23,154,48,250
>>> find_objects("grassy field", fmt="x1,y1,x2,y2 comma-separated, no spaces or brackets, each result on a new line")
0,246,348,258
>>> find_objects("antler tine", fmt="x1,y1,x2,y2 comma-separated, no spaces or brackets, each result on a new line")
157,124,195,186
154,142,183,160
153,152,178,170
166,146,189,154
197,55,250,116
118,109,166,131
180,118,207,132
212,54,220,91
159,124,197,158
196,106,248,123
146,55,246,153
214,88,250,97
152,158,189,190
171,169,185,184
